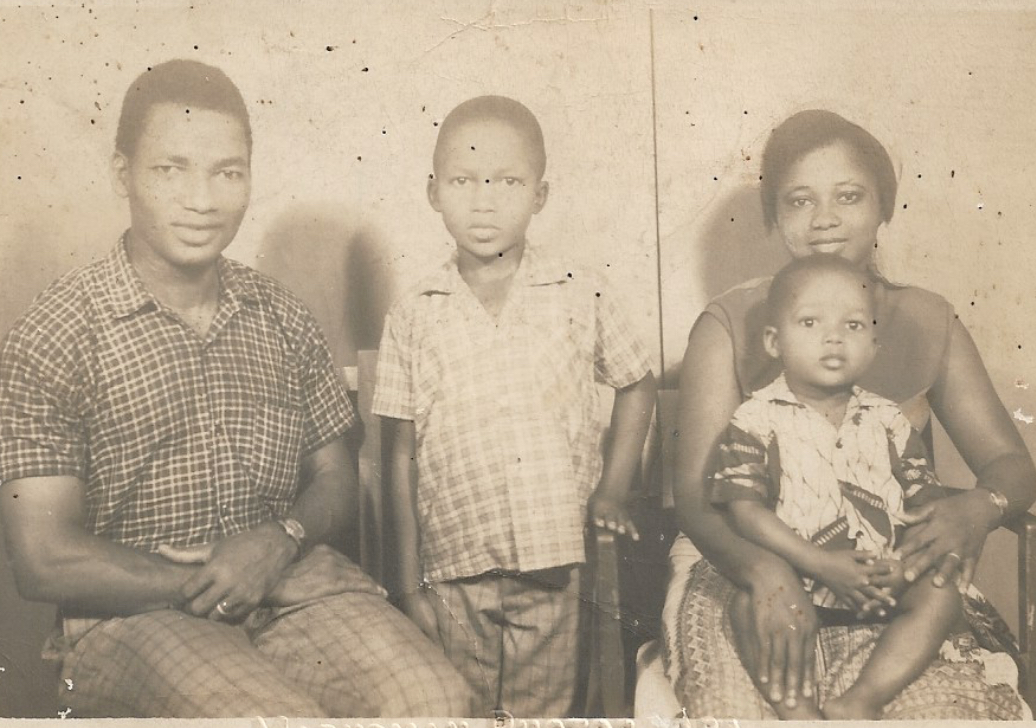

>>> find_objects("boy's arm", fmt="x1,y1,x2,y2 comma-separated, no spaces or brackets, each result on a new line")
590,371,657,540
388,417,438,638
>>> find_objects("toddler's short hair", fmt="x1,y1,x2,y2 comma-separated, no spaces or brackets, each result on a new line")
767,254,875,326
116,59,251,159
433,95,546,179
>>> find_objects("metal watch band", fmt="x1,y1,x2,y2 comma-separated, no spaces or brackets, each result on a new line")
275,516,306,556
981,487,1009,521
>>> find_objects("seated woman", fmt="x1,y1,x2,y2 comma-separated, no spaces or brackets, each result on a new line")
662,109,1036,720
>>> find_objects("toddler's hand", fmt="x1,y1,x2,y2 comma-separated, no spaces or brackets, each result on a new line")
852,558,907,619
815,550,890,613
588,496,640,541
869,558,908,597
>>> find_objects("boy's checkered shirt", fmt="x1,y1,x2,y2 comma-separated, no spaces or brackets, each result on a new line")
373,244,652,582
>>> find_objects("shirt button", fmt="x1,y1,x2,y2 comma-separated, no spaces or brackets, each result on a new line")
835,439,843,449
220,503,230,517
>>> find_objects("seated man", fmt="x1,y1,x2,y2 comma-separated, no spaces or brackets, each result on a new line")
0,59,473,719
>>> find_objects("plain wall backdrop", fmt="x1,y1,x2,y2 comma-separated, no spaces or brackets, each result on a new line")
0,0,1033,717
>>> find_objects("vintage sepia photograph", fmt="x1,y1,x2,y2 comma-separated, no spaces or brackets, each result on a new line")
1,0,1034,723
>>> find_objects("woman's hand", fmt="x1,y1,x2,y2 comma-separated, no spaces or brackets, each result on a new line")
895,489,999,590
746,564,819,708
870,559,911,600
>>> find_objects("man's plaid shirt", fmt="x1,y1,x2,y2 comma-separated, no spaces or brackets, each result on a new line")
0,238,355,550
373,245,652,582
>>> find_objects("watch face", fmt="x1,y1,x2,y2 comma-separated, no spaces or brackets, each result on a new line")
988,489,1009,515
279,517,305,547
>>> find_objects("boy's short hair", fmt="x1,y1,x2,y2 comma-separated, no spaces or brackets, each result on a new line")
116,59,251,158
433,95,546,179
767,254,875,326
760,110,897,230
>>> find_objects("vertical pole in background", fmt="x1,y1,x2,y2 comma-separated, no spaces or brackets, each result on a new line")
356,350,384,585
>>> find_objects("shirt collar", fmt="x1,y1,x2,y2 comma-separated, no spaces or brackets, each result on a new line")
756,372,871,411
100,233,261,319
418,243,571,295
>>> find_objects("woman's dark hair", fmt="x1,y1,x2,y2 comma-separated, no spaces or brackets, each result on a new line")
116,59,251,158
760,110,897,229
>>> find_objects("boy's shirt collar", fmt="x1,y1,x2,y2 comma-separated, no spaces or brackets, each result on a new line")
419,243,571,295
100,232,261,320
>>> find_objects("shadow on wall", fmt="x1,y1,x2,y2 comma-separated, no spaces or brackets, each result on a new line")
0,220,113,718
255,203,397,366
0,540,57,718
696,184,789,303
662,184,788,384
0,228,115,342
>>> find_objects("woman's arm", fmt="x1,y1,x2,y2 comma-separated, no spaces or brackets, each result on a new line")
900,319,1036,586
674,314,793,582
673,313,817,705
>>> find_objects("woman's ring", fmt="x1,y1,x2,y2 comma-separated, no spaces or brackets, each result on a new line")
787,624,798,631
216,600,231,616
946,552,962,563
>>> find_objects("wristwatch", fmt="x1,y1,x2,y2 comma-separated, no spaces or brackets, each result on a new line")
980,487,1010,523
275,516,306,558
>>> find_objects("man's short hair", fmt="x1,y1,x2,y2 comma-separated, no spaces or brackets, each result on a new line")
767,253,875,326
115,59,251,158
433,95,546,179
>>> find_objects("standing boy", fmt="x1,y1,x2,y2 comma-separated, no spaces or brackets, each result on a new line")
0,59,473,718
373,95,657,716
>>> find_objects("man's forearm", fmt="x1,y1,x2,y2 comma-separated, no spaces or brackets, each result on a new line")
1,476,198,615
285,436,353,550
42,541,197,615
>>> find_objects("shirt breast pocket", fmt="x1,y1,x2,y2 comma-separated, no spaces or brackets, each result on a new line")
249,401,305,510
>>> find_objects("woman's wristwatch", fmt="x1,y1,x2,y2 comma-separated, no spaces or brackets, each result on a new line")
979,487,1010,525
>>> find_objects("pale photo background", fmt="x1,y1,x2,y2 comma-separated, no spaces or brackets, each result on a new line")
1,0,1033,716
